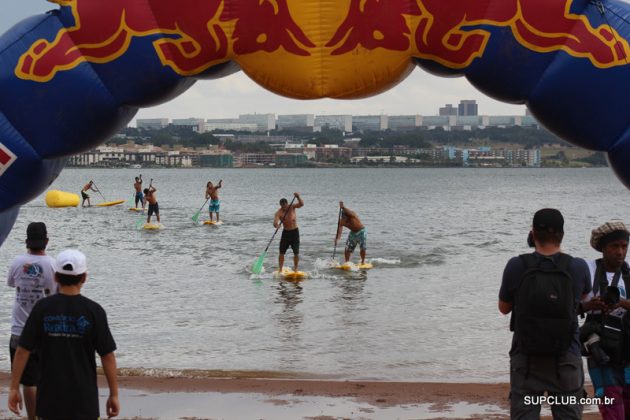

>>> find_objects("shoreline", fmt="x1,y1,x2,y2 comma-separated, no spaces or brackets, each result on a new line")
0,373,603,419
65,165,606,169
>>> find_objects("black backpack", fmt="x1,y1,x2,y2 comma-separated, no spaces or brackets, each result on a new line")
511,253,576,355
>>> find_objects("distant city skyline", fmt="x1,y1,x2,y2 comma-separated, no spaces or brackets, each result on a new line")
3,4,527,127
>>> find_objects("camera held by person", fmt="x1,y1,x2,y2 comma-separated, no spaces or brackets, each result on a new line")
580,281,624,366
580,321,611,365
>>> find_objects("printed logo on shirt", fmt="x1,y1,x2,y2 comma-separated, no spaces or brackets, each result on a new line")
22,263,43,278
43,315,91,338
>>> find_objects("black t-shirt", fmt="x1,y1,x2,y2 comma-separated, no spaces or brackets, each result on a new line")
499,252,591,356
19,294,116,419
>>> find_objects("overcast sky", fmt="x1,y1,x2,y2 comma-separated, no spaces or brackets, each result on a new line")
2,3,526,125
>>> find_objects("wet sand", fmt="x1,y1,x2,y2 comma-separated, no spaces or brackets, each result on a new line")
0,372,604,419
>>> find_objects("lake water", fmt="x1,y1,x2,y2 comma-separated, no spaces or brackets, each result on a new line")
0,167,627,383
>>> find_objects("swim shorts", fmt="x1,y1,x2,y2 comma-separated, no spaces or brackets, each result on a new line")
346,228,367,253
209,199,220,212
81,191,89,200
280,228,300,255
148,202,159,217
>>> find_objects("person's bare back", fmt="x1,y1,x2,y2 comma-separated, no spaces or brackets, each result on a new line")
340,205,364,232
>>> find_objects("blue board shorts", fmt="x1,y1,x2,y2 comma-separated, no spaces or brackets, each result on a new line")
209,199,220,212
346,228,367,252
135,191,143,200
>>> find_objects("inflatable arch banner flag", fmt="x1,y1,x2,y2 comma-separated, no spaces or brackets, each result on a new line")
2,0,630,246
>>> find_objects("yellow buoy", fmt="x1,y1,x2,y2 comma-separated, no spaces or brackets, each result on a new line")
45,190,79,208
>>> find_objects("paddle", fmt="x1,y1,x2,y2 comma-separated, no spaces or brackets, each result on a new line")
91,180,107,202
332,206,343,263
191,198,210,224
251,195,297,275
135,179,152,230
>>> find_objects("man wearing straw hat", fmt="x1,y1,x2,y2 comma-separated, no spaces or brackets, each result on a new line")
580,221,630,419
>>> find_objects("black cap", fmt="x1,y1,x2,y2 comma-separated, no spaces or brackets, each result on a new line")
26,222,47,249
533,208,564,233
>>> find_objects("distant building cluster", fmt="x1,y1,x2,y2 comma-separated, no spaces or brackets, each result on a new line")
67,99,544,168
67,140,541,169
136,100,539,134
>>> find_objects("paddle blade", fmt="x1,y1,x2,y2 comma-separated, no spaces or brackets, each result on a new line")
191,210,201,224
135,218,145,231
251,251,267,275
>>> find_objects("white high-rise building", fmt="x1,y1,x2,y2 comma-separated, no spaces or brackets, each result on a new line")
239,114,276,131
172,118,206,133
136,118,169,130
353,115,388,131
314,115,352,132
388,115,421,130
277,114,315,130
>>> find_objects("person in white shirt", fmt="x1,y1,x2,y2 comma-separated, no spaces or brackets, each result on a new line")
6,222,57,420
580,221,630,419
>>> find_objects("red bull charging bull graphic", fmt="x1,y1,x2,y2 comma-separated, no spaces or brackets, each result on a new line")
2,0,630,245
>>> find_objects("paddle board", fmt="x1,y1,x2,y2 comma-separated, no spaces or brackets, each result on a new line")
336,262,373,271
274,268,308,279
128,208,144,212
203,220,223,225
95,200,125,207
143,223,163,230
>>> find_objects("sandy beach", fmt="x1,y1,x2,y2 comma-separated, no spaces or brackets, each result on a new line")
0,372,604,419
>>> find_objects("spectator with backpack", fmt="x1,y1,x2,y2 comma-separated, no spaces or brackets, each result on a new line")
580,221,630,419
499,208,591,419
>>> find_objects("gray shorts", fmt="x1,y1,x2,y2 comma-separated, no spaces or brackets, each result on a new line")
509,352,584,419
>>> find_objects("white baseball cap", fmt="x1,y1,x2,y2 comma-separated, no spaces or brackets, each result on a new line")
55,249,87,275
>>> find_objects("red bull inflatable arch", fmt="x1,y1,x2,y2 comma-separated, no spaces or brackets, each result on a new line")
1,0,630,245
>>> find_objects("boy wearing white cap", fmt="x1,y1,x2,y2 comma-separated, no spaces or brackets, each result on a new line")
8,249,120,419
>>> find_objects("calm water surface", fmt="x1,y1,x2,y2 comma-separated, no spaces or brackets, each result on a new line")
0,167,626,382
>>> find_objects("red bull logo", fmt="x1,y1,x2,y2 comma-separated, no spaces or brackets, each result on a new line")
326,0,422,55
0,143,17,177
14,0,630,96
221,0,315,56
412,0,629,69
17,0,230,82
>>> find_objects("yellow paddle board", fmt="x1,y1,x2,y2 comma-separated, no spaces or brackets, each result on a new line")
95,200,125,207
203,220,223,225
274,268,308,279
143,223,163,230
128,208,144,212
336,262,373,271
